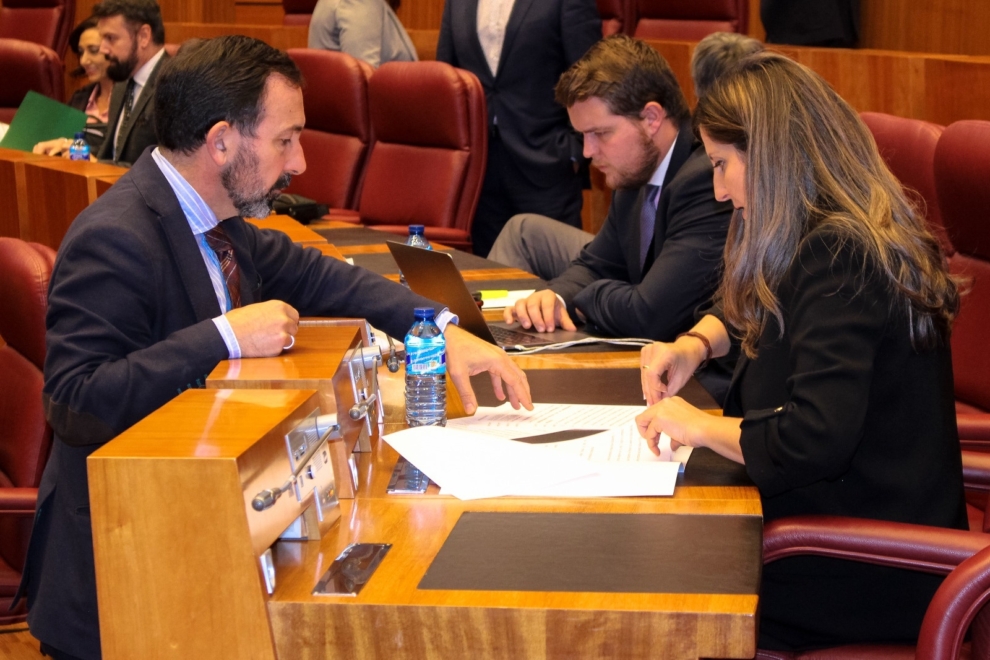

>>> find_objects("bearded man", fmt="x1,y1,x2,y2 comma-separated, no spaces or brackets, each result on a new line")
491,35,733,344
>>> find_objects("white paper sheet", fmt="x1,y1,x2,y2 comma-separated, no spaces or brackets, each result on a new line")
445,402,646,436
541,422,692,472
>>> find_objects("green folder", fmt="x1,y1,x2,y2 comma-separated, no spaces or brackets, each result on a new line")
0,90,88,152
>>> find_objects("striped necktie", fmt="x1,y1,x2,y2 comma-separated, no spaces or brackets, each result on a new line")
203,223,242,310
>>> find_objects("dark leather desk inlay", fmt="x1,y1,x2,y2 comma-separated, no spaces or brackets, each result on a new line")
419,512,762,594
471,368,716,409
315,226,391,246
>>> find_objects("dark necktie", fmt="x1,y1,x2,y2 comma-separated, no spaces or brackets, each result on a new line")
639,184,661,270
203,223,242,310
115,79,137,161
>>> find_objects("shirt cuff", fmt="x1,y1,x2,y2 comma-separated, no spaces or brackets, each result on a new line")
213,315,242,359
435,308,458,332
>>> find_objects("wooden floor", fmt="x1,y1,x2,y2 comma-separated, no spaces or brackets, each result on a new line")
0,623,43,660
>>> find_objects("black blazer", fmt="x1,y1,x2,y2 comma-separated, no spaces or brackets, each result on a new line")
18,149,441,659
436,0,601,187
548,126,733,340
96,51,168,166
726,228,967,648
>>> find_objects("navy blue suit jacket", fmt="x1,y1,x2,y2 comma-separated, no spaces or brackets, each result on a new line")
18,149,439,659
436,0,600,187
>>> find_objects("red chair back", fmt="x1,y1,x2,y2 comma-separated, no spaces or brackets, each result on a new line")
0,0,74,56
861,112,951,255
287,49,374,210
356,61,487,252
283,0,317,26
597,0,625,36
632,0,747,40
0,38,63,124
0,237,55,623
935,121,990,415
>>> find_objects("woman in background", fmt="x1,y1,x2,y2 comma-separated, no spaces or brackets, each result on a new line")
636,52,967,650
32,17,112,156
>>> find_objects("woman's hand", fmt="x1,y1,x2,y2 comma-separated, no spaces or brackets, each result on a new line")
637,398,745,464
640,338,704,405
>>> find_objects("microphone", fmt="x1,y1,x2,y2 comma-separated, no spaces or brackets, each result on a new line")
386,335,400,373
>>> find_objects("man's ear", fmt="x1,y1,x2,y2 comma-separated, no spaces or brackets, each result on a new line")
136,23,153,51
205,122,236,166
640,102,668,137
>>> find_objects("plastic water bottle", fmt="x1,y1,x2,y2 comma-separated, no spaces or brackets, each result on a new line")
399,224,431,287
405,307,446,427
68,132,90,161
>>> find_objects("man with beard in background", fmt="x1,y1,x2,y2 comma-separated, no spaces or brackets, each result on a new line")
94,0,167,165
14,35,531,660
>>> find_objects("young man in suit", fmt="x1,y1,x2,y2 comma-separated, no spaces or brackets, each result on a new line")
501,36,733,345
436,0,601,256
15,36,530,660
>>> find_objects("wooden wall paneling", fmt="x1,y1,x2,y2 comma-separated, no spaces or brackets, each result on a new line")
407,28,440,61
236,2,285,25
921,57,990,125
0,149,46,240
395,0,444,30
162,22,309,49
860,0,990,56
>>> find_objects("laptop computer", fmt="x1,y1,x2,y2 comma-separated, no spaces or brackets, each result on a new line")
387,241,591,350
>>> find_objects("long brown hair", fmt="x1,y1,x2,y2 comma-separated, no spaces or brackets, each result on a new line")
693,52,959,358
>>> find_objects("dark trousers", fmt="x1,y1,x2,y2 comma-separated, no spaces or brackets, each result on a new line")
40,642,88,660
472,132,584,258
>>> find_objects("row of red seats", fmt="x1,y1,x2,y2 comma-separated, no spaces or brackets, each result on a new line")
282,0,749,42
285,50,486,253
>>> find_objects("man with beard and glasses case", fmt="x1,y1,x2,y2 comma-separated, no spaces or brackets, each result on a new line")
497,36,733,346
93,0,167,166
14,36,532,660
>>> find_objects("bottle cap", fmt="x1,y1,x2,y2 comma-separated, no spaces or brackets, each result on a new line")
74,131,86,139
409,225,425,235
413,307,435,320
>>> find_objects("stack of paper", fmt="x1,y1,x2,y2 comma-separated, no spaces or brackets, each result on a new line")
383,403,691,500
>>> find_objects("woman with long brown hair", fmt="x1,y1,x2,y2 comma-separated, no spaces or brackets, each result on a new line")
636,52,967,650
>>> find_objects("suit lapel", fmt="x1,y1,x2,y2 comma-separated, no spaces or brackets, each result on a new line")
462,0,493,84
496,0,535,78
116,53,168,160
133,154,226,322
100,81,127,160
644,121,698,274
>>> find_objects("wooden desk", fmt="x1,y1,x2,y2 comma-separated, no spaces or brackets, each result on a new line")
20,158,126,249
247,214,328,245
0,148,50,240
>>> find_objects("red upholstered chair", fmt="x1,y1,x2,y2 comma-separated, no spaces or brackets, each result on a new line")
597,0,625,36
757,516,990,659
0,38,63,124
286,48,374,212
0,237,56,624
861,112,950,255
283,0,317,26
631,0,748,40
0,0,74,56
352,61,487,252
935,121,990,452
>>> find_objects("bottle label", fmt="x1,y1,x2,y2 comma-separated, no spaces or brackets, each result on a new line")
405,337,446,375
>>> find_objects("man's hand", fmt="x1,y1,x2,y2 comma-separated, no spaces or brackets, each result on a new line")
33,137,72,157
225,300,299,357
503,289,577,332
444,324,532,415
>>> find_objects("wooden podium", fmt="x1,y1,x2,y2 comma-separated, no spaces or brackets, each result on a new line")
0,147,46,240
89,388,332,660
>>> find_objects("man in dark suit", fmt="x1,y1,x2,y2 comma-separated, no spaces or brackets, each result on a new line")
436,0,601,256
504,36,733,344
93,0,167,166
15,36,530,660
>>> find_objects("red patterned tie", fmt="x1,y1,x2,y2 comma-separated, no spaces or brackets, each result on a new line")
203,223,242,310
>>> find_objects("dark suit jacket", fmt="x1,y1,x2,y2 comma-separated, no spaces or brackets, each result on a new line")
96,50,168,166
436,0,600,187
726,228,966,648
19,149,440,659
548,127,733,340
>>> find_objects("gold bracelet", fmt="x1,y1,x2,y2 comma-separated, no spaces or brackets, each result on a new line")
677,331,712,370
